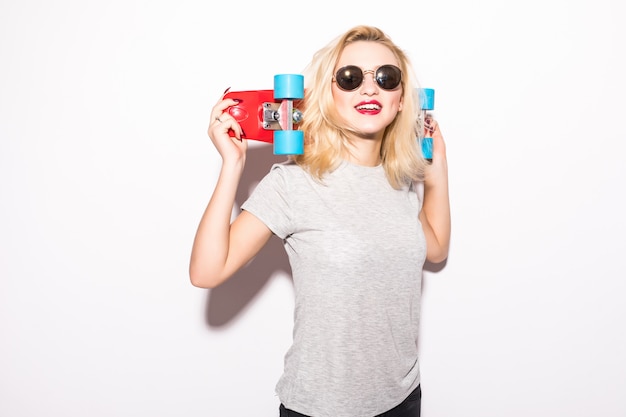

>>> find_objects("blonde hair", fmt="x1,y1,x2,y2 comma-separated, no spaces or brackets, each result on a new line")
293,25,428,189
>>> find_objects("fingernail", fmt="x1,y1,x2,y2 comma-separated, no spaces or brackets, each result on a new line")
223,87,231,96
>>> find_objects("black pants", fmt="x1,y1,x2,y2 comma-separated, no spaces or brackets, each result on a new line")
279,385,421,417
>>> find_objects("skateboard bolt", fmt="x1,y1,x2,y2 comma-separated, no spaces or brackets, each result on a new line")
292,110,303,124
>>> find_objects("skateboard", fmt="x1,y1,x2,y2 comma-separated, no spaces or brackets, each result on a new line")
223,77,433,159
419,88,435,162
223,74,305,155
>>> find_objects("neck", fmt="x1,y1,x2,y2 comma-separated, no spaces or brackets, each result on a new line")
344,136,382,167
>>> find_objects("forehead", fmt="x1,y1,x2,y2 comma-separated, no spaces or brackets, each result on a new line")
336,41,398,69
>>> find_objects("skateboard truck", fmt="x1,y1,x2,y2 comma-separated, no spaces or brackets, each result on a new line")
262,102,304,131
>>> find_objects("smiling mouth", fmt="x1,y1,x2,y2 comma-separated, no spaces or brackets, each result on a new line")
355,103,381,111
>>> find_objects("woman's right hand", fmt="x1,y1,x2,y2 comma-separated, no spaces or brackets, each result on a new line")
208,93,247,164
191,92,273,289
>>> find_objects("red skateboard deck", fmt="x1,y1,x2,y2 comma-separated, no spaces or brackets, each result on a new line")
223,90,303,143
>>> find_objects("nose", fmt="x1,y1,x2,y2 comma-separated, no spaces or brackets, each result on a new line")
360,70,378,94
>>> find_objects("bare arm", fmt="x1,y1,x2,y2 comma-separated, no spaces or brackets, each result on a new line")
419,119,451,264
189,96,273,288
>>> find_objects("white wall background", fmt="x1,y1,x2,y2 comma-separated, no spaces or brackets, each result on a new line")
1,0,624,416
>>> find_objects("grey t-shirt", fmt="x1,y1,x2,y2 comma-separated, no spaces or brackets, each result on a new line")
241,160,427,417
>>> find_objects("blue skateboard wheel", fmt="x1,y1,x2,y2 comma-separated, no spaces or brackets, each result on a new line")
421,137,433,160
418,88,435,111
274,130,304,155
274,74,305,100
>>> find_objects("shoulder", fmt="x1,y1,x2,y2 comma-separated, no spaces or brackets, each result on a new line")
269,159,303,173
264,160,308,182
250,161,309,196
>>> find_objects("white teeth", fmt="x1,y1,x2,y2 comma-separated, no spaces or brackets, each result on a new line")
356,103,381,110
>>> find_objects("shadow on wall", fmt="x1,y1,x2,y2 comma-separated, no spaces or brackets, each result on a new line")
424,260,447,273
206,143,292,328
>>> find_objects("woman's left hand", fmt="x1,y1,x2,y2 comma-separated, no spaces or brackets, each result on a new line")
424,117,448,187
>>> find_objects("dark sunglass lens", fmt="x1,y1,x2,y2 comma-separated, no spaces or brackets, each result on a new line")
376,65,402,90
335,66,363,91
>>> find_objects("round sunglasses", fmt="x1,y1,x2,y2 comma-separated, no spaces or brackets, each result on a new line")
333,64,402,91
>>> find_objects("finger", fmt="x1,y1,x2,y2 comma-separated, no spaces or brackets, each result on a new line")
208,113,244,141
421,117,444,155
213,113,228,125
423,115,437,136
211,99,239,121
430,125,446,158
430,121,442,139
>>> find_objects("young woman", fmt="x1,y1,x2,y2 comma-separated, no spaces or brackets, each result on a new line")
190,25,450,417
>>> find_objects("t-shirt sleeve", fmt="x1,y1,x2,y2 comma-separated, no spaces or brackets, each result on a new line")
240,163,293,239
